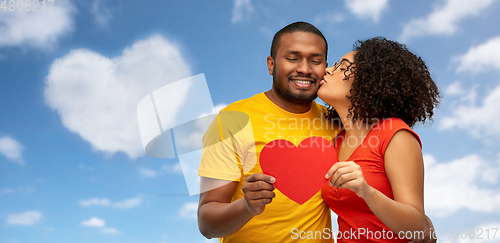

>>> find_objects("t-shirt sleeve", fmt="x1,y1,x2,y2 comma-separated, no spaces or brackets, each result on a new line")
198,110,255,182
378,118,422,158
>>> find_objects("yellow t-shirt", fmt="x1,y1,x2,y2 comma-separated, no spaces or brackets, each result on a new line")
199,92,341,242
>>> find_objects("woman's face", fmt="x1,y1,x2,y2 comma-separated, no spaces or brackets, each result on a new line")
317,51,356,108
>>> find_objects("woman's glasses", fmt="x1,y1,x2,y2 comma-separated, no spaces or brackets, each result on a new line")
331,58,353,72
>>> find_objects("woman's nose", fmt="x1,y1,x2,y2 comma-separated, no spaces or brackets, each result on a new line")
325,66,333,75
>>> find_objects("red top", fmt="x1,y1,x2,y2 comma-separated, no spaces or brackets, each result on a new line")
322,118,421,242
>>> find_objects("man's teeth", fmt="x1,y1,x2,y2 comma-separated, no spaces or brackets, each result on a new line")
292,80,312,84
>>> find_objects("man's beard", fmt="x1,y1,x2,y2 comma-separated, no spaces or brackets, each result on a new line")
273,68,317,105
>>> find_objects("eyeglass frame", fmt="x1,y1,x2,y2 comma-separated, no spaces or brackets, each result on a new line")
331,58,354,73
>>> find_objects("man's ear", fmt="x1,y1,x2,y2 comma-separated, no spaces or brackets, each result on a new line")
267,56,274,76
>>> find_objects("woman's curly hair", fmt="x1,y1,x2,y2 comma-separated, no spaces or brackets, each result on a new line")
325,37,440,127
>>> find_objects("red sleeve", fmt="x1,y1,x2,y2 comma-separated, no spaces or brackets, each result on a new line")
377,118,422,158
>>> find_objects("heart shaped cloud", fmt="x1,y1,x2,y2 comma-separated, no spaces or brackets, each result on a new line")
44,35,192,159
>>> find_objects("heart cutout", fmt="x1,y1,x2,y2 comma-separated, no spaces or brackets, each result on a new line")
259,136,337,205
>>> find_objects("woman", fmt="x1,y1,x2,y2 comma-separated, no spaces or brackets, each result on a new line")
317,37,440,242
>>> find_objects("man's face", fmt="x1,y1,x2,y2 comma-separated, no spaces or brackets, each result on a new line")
268,31,327,105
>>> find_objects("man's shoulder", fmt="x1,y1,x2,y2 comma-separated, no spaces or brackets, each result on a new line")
311,100,328,116
221,92,266,112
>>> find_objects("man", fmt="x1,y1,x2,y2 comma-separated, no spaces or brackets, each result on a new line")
197,22,435,242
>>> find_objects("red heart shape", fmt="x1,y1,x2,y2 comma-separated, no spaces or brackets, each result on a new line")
259,136,337,205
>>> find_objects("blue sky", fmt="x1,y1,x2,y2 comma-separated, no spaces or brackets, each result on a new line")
1,0,500,242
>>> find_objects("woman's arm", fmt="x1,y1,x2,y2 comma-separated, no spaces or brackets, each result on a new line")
377,129,425,234
326,130,425,239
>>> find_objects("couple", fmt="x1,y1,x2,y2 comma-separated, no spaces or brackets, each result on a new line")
197,22,439,242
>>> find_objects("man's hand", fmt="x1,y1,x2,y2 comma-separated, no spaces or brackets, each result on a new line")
409,215,437,243
242,173,276,215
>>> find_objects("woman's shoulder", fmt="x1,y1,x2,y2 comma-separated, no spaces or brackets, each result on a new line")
374,117,409,131
374,117,422,152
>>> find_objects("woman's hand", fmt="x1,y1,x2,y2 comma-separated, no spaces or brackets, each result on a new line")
325,161,373,199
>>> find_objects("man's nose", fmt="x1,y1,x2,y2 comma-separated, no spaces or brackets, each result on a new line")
296,59,312,75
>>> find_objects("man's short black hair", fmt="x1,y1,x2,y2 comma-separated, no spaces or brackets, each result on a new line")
270,21,328,61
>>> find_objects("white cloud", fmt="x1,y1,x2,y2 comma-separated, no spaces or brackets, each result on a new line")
176,129,205,150
0,188,15,196
78,164,94,171
197,103,228,119
445,81,466,96
400,0,494,41
444,81,478,106
80,217,120,234
455,36,500,73
137,164,184,178
141,164,187,178
175,105,226,151
173,103,229,154
0,0,74,49
424,154,500,217
440,83,500,139
178,202,198,219
6,211,42,225
313,13,345,26
44,35,192,159
139,167,157,178
442,38,500,136
161,162,183,174
0,186,34,196
0,136,24,165
79,196,142,209
213,104,228,114
113,196,142,209
101,227,119,234
19,186,34,194
344,0,388,23
231,0,253,23
79,198,110,207
81,217,105,227
259,26,274,36
90,0,112,26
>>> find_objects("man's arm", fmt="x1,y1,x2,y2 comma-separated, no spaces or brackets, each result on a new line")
197,173,276,239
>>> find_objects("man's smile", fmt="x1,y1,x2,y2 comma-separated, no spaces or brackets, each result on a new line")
290,77,316,89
